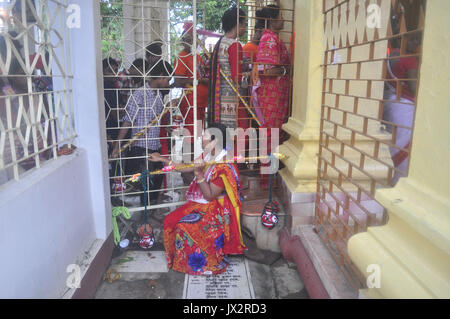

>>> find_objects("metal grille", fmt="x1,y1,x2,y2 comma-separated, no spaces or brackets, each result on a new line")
0,0,76,185
102,0,203,213
315,0,426,290
102,0,296,213
228,0,295,181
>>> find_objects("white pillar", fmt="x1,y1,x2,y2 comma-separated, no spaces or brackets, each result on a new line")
69,0,112,239
123,0,137,68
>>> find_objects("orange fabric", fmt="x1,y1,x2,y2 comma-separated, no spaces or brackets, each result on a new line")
163,164,245,275
174,50,209,137
243,42,259,63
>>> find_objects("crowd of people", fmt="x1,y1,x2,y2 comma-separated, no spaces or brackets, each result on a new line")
102,4,292,276
104,4,292,197
0,1,423,277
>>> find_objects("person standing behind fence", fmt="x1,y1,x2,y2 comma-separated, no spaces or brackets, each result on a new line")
243,9,267,126
255,5,291,187
0,33,46,184
174,23,209,142
209,6,248,130
103,58,121,147
243,9,266,64
255,5,290,131
383,33,421,185
111,60,173,206
146,40,172,100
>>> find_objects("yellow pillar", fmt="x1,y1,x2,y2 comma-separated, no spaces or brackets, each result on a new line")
279,0,392,229
279,0,322,193
348,0,450,299
277,0,323,227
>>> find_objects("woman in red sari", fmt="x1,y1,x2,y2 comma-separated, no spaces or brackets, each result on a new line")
256,5,291,130
255,5,291,186
208,6,248,130
149,123,246,275
174,24,210,142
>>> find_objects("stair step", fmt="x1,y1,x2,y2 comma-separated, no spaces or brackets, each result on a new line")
242,199,268,216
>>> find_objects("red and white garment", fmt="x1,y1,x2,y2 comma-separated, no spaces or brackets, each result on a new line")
185,150,227,204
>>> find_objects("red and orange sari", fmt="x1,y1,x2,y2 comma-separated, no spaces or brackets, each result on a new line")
256,29,291,129
163,162,246,275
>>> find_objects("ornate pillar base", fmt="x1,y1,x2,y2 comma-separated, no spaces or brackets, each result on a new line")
347,0,450,299
348,178,450,299
277,119,320,232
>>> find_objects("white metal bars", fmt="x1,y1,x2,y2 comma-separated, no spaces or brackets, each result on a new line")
0,0,76,185
102,0,203,213
234,0,294,179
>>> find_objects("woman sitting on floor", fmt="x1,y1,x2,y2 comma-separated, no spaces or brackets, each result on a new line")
149,123,247,275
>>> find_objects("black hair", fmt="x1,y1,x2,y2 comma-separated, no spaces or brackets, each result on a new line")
146,41,163,60
130,58,146,74
254,9,266,30
181,28,193,40
149,60,173,78
222,6,247,33
129,58,146,87
102,58,119,71
260,5,280,29
207,122,230,150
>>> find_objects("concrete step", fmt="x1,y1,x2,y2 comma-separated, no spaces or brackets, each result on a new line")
242,198,267,217
240,175,280,202
292,225,358,299
241,195,286,254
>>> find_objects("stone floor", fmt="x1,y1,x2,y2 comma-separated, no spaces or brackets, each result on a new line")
94,205,309,300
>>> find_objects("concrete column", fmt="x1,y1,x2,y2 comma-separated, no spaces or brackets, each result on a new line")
278,0,393,232
348,0,450,298
123,0,137,68
123,0,170,67
277,0,323,228
70,0,112,239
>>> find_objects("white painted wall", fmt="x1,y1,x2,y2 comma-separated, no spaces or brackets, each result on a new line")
0,150,96,298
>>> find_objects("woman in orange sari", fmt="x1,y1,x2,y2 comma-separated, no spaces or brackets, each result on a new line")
149,123,246,275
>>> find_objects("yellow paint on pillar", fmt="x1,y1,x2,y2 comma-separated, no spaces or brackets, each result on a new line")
348,0,450,299
279,0,323,194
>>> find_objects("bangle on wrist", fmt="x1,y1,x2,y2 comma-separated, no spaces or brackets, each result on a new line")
196,177,206,184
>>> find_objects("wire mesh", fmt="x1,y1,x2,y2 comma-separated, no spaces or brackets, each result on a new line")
102,0,205,213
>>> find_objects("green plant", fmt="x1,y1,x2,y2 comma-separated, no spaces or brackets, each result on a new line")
101,0,124,59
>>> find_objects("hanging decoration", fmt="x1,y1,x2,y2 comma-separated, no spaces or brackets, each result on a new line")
261,154,280,230
137,171,155,250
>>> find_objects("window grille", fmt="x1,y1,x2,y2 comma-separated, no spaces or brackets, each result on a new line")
102,0,296,213
0,0,76,185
